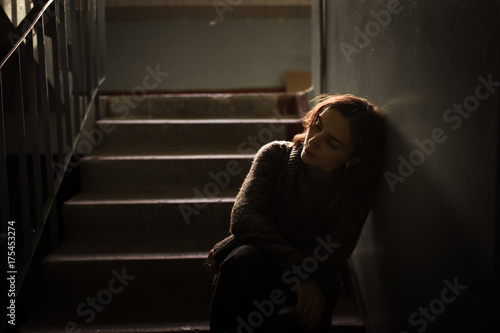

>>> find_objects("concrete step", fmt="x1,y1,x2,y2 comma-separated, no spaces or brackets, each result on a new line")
21,298,362,333
42,248,212,301
21,297,211,333
66,188,239,200
92,118,301,155
80,154,253,195
41,241,364,313
32,245,363,332
100,93,302,120
63,196,233,245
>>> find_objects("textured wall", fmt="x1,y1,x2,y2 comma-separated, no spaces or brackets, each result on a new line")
312,0,499,332
102,18,311,92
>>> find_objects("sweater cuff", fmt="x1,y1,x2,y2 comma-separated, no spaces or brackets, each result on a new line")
212,234,238,263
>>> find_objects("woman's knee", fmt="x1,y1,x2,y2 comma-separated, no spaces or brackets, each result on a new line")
220,244,270,278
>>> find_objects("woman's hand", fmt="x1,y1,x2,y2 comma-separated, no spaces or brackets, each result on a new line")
203,249,220,274
294,281,325,331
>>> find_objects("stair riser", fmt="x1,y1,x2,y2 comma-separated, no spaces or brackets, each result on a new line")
63,201,232,247
101,94,296,119
80,157,252,193
43,257,213,302
95,122,292,154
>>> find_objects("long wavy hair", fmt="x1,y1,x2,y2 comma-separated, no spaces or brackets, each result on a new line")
293,94,386,195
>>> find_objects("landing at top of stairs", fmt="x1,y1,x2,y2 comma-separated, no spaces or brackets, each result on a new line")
99,92,305,120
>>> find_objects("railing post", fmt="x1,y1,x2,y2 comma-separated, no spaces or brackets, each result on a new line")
69,0,82,135
19,35,44,243
0,1,106,325
0,72,10,293
0,72,8,219
57,0,74,161
12,50,33,277
48,6,66,166
35,15,59,252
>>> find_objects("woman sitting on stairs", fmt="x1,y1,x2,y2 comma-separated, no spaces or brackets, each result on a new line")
204,94,386,333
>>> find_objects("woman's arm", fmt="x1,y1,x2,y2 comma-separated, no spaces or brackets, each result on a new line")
231,142,305,262
212,141,306,267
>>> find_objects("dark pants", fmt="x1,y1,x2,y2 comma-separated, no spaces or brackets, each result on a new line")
209,245,339,333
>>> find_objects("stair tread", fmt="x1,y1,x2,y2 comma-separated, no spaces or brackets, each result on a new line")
97,118,300,123
90,147,257,156
21,297,210,332
45,241,211,261
90,119,298,155
82,153,256,160
99,92,302,121
65,190,238,202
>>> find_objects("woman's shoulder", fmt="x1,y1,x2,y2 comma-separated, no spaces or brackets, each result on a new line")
257,140,294,157
251,141,295,170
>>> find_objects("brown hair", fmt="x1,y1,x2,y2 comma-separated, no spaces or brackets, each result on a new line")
293,94,386,193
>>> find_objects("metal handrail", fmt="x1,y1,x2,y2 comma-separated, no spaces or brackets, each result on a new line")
0,0,105,330
0,1,54,70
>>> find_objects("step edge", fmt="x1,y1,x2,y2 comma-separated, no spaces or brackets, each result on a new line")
21,316,364,333
97,119,300,124
82,154,256,161
331,314,365,326
64,197,236,205
101,92,284,98
44,251,208,263
21,321,210,333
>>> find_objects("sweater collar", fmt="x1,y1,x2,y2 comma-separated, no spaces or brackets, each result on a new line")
304,164,342,186
289,143,342,186
284,142,348,213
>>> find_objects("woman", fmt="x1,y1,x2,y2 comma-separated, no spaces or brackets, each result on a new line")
204,94,385,332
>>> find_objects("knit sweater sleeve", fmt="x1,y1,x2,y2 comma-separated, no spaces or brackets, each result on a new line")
213,141,306,267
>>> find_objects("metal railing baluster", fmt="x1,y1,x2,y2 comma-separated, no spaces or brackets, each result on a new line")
0,1,105,325
13,50,33,280
0,73,9,223
58,1,73,156
69,0,82,135
35,17,58,251
20,36,44,241
49,10,65,166
0,73,10,276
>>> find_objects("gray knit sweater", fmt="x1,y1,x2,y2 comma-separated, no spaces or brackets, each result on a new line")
212,140,373,295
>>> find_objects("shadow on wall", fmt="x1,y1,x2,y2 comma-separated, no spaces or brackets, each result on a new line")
322,1,500,330
360,91,496,332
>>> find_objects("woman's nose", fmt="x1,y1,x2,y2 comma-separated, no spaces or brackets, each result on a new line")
308,135,319,148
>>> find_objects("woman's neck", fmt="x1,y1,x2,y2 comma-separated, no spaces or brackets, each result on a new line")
303,163,341,185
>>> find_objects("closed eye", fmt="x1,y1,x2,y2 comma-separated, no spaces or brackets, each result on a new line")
328,141,339,149
314,116,345,149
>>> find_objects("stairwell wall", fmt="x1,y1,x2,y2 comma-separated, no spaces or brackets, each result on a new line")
102,18,311,92
311,0,499,332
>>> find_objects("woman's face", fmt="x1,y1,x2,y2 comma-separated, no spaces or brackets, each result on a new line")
301,107,357,172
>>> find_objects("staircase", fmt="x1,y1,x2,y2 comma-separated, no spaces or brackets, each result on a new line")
21,93,366,333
